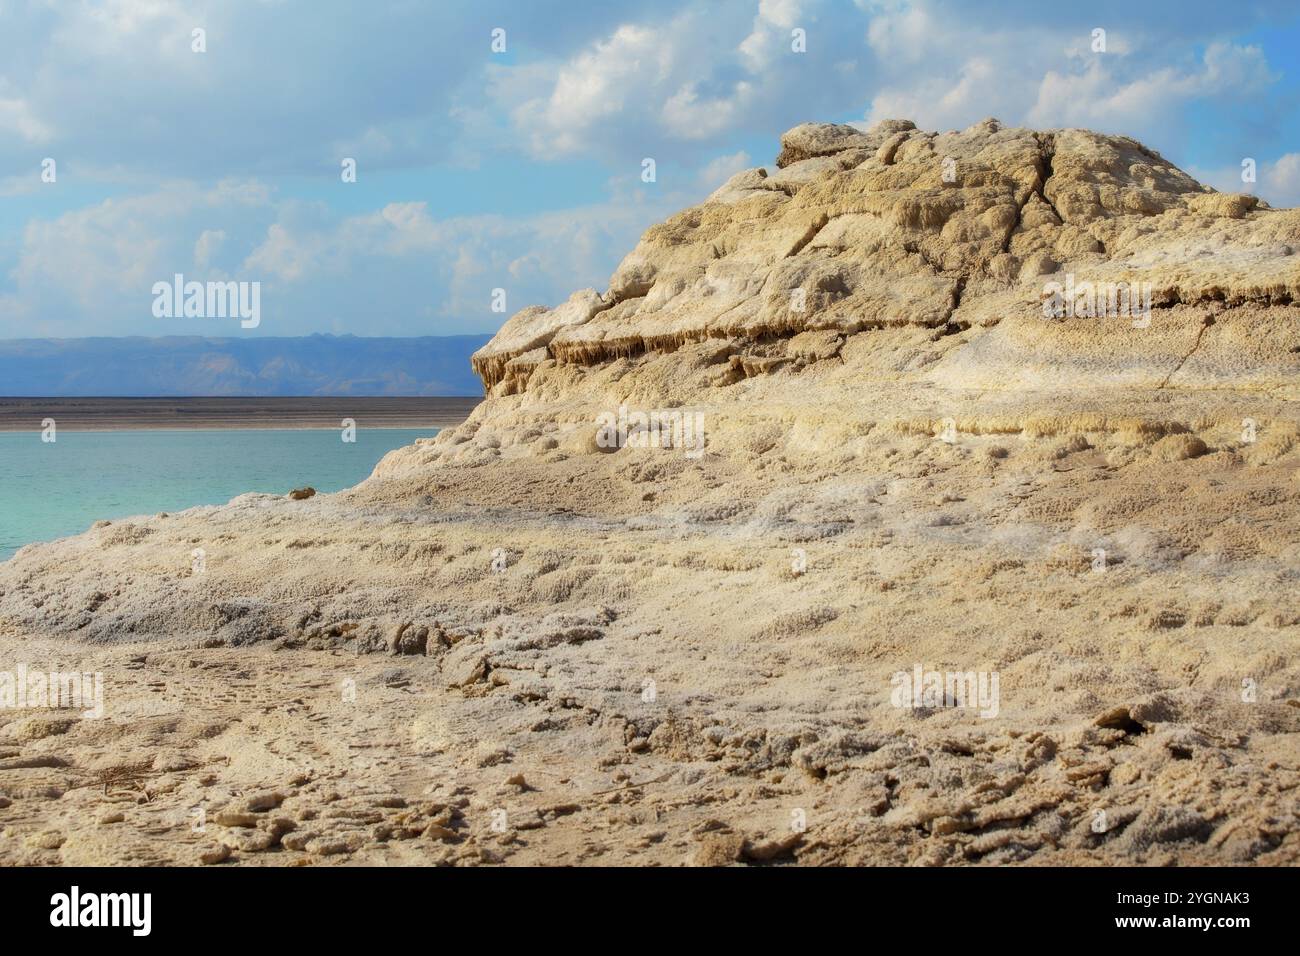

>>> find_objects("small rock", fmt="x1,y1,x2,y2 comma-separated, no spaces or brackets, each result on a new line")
304,835,361,856
927,816,969,836
219,828,276,852
424,807,455,828
743,831,803,861
456,656,493,688
10,716,77,743
476,746,513,768
1121,806,1213,851
288,487,317,501
265,817,297,841
281,830,318,851
215,810,260,828
322,807,383,823
424,823,458,842
199,845,231,865
27,830,66,850
694,832,745,867
392,622,428,655
692,818,730,835
243,790,285,813
97,812,126,825
512,809,545,831
1111,763,1142,786
1152,433,1209,462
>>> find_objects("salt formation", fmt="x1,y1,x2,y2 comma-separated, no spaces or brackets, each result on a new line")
1,119,1296,866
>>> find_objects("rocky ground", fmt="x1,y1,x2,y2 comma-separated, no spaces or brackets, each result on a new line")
1,117,1297,865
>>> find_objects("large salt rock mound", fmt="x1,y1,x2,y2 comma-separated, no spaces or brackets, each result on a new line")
471,118,1299,399
3,119,1299,868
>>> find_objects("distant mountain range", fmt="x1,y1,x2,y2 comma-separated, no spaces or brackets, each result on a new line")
0,334,491,397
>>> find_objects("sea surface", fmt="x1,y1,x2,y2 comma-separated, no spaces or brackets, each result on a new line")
0,428,434,561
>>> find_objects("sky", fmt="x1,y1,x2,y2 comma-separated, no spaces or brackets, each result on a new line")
1,0,1298,339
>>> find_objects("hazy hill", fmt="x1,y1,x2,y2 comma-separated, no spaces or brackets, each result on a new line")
0,334,490,396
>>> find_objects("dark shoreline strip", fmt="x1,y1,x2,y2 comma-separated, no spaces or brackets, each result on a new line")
0,396,481,431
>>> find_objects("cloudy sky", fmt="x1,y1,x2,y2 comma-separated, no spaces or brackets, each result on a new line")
1,0,1298,339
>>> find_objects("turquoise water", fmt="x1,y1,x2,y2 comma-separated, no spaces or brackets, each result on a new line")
0,428,433,561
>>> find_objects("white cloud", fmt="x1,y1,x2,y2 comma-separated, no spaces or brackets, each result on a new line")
0,173,42,197
0,93,51,143
861,3,1056,130
243,224,315,282
13,190,186,310
513,24,672,156
497,1,862,161
661,82,756,140
739,0,807,70
0,171,690,337
1028,43,1276,130
867,57,1006,131
857,0,1282,145
1266,153,1300,207
4,180,279,334
193,229,225,270
67,0,196,40
244,192,684,325
864,0,938,64
1173,152,1300,209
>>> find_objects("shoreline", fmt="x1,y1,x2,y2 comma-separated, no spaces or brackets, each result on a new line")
0,396,481,431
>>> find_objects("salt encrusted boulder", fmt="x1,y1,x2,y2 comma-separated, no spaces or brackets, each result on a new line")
471,117,1299,394
471,288,608,391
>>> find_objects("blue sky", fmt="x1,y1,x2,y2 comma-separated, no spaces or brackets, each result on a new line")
1,0,1298,339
